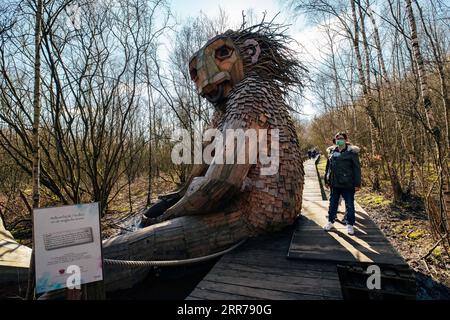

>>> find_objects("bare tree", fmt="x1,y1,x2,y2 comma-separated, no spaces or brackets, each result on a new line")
26,0,43,300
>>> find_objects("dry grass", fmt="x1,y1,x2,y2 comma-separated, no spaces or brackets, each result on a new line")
102,175,177,238
357,187,450,292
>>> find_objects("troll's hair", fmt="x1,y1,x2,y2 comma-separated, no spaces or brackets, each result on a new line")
223,20,308,95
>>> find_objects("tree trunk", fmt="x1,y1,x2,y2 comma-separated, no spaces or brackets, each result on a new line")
414,0,450,150
365,0,407,201
145,56,153,207
26,0,43,300
405,0,440,141
350,0,385,191
351,0,408,200
405,0,448,237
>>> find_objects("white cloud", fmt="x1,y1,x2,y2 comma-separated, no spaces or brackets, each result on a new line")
170,0,281,25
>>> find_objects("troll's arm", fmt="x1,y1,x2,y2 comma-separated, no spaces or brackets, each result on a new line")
157,118,259,221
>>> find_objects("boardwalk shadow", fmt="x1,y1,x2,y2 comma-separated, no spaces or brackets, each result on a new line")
415,271,450,300
289,200,405,265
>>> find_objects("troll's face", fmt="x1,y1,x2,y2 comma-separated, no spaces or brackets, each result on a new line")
189,34,260,104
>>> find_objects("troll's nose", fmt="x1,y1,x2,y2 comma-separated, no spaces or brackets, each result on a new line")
195,51,230,95
198,71,231,96
201,83,218,96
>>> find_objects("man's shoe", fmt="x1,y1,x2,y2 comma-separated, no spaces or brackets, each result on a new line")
347,224,355,235
323,222,334,231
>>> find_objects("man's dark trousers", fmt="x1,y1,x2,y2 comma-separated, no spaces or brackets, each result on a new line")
328,187,355,226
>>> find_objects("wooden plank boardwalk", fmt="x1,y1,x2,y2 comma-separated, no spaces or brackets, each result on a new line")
288,200,406,265
187,227,343,300
302,158,324,201
187,158,411,300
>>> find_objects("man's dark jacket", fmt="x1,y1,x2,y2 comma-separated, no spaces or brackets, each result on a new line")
324,144,361,189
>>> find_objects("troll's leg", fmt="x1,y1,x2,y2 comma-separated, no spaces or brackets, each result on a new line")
102,210,248,292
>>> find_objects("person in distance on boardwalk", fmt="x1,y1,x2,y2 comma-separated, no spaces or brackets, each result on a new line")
323,132,361,235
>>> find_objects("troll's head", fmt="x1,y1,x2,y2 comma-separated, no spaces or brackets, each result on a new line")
189,23,308,105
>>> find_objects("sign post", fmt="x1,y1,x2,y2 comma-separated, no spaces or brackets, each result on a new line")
33,203,104,299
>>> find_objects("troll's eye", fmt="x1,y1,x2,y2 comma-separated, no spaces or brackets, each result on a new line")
190,67,198,81
215,45,233,60
189,55,198,81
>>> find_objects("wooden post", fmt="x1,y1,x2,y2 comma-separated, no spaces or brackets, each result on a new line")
64,282,105,300
83,282,106,300
83,201,106,300
66,288,82,300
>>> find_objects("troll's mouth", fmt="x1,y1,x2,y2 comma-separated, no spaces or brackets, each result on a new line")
204,83,224,103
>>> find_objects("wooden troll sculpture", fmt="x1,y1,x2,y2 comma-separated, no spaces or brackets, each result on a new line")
103,24,307,291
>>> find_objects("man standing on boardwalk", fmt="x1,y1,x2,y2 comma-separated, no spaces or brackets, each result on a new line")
323,132,361,235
